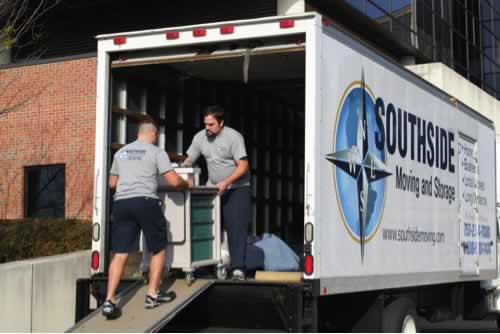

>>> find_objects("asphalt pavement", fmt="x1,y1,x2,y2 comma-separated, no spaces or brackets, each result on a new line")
420,319,498,332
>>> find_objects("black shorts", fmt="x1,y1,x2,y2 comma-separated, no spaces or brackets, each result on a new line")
110,197,167,255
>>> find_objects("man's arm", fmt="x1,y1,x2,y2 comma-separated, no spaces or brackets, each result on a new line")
109,175,119,190
183,134,201,167
181,156,194,167
162,170,191,190
109,153,119,189
216,159,249,194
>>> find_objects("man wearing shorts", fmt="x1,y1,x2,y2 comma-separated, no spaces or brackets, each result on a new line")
102,118,190,319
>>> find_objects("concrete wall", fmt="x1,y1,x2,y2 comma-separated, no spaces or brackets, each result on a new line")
277,0,304,15
406,63,500,126
0,261,32,332
0,250,91,332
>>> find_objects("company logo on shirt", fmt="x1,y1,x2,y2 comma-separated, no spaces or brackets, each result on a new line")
119,149,146,161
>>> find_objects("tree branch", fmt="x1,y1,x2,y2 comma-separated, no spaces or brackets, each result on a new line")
0,0,62,53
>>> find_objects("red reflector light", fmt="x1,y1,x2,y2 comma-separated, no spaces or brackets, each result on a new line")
113,36,127,45
304,255,313,275
220,26,234,34
322,18,330,26
91,251,99,270
193,29,207,37
280,20,295,28
166,31,179,40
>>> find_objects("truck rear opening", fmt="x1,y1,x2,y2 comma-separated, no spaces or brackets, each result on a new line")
107,36,306,268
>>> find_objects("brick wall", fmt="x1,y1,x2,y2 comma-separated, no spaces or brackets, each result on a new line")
0,57,97,220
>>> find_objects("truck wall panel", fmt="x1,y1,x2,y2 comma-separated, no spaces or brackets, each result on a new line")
316,23,496,293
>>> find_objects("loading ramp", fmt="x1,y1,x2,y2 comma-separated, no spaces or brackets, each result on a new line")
67,278,214,333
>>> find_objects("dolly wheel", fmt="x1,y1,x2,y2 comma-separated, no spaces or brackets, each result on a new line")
186,272,195,286
216,265,228,280
382,298,418,333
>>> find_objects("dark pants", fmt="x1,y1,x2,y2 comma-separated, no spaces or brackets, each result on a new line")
221,186,251,271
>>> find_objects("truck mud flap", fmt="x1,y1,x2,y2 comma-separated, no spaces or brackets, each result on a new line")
67,278,214,333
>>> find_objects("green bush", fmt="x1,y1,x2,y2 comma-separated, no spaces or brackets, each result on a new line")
0,219,92,264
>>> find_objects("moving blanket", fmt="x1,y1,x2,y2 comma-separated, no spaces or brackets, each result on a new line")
246,233,300,271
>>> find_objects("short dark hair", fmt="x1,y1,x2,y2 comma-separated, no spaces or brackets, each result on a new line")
138,117,158,133
203,105,225,122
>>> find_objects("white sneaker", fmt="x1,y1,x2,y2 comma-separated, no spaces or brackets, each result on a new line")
232,269,246,281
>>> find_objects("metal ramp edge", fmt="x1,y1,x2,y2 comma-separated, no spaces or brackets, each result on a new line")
146,278,214,332
66,279,143,333
67,278,215,333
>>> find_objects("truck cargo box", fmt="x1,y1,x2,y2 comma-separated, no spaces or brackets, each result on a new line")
91,12,496,297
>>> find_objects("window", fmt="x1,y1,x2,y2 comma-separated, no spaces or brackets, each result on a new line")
453,31,468,69
24,165,65,218
347,0,363,12
366,0,388,21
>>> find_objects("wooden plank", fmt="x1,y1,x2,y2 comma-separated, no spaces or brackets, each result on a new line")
70,278,213,333
254,271,303,283
111,143,124,150
112,107,153,122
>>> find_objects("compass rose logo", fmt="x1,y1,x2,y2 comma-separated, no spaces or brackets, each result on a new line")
326,70,392,261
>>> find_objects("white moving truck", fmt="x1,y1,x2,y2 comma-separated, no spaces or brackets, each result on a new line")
72,12,500,332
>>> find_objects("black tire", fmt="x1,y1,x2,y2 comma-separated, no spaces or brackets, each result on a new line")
382,298,418,333
496,316,500,331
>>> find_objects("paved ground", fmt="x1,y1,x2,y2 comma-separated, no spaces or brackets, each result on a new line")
196,319,499,332
420,319,498,332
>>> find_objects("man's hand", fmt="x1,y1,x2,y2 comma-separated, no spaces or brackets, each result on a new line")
216,180,229,194
214,159,248,194
163,170,190,190
181,156,193,167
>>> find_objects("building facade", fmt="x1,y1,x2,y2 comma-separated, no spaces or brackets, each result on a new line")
1,0,499,220
0,57,96,219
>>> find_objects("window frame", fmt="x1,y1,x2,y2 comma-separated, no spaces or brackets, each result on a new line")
24,164,66,219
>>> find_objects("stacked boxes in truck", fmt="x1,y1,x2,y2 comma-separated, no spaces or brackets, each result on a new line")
76,12,499,332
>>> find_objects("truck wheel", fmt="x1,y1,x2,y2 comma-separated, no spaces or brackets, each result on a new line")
382,298,418,333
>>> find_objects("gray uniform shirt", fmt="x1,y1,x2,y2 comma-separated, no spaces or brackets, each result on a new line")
110,140,173,200
187,126,250,188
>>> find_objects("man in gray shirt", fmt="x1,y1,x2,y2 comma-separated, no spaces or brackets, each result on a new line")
183,105,250,280
103,119,190,320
